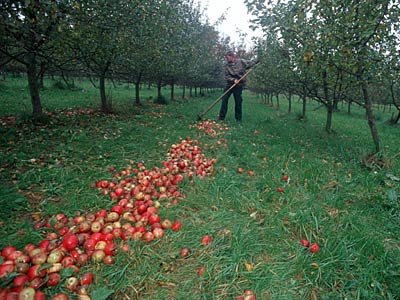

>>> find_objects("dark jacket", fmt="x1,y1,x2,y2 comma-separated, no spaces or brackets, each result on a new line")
224,58,257,86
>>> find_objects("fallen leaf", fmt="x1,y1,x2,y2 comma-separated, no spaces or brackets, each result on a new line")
245,262,253,272
321,180,338,190
310,262,319,268
311,289,318,300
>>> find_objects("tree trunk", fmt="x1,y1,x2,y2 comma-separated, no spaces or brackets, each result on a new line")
288,93,292,114
170,78,175,101
99,73,111,113
134,72,142,105
157,80,162,98
361,79,380,153
357,49,380,153
182,85,186,99
39,61,46,89
390,82,399,124
26,53,43,118
135,82,141,105
333,69,344,111
323,70,333,133
347,101,352,114
301,86,307,119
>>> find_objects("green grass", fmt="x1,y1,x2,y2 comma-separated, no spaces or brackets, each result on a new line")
0,76,399,300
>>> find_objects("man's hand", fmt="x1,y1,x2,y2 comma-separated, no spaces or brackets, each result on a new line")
234,79,239,84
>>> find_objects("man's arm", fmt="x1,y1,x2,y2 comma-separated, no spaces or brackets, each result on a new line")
241,58,259,70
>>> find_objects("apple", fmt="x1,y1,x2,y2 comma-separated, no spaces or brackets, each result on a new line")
244,289,256,300
62,233,79,250
47,263,62,273
80,272,94,285
152,228,164,239
180,247,190,258
73,216,86,224
106,212,120,222
142,232,154,242
94,241,107,250
91,250,105,263
111,205,123,215
1,246,17,259
310,243,320,253
103,255,115,265
15,263,30,274
160,219,172,229
52,292,69,300
78,221,91,233
27,265,46,279
47,250,64,264
17,287,36,300
61,256,75,267
31,252,47,265
47,273,61,286
65,277,79,291
171,221,182,232
37,240,50,252
28,277,44,289
35,290,46,300
12,274,30,287
90,221,103,233
201,235,212,246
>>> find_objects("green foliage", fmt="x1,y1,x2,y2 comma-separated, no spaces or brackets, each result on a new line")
247,0,400,151
0,81,399,299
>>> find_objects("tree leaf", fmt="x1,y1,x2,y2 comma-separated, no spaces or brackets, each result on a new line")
386,174,400,182
90,287,114,300
387,189,397,203
60,267,76,278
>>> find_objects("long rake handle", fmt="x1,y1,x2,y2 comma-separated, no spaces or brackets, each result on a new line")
197,67,255,120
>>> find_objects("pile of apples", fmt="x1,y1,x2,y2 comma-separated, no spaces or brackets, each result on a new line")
189,120,229,137
0,137,216,300
97,137,216,201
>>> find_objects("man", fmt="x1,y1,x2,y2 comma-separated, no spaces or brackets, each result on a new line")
217,50,258,122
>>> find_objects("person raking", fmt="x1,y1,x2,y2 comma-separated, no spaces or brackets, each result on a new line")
217,50,258,122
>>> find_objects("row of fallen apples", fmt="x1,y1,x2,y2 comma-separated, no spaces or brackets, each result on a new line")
0,136,218,300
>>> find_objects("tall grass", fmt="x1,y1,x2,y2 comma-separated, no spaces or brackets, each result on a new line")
0,76,399,299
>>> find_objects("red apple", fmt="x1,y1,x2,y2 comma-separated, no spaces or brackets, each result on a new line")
201,235,212,246
12,274,30,287
180,247,190,258
62,233,79,251
47,273,61,286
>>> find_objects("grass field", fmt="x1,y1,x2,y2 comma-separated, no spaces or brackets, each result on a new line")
1,76,399,300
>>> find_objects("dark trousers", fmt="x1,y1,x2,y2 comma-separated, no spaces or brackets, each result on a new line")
218,85,243,121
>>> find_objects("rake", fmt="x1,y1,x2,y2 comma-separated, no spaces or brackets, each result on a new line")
197,67,256,121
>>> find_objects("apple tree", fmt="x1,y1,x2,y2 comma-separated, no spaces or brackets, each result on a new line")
0,0,72,118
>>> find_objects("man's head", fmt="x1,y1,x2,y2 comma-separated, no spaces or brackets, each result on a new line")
225,51,235,62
